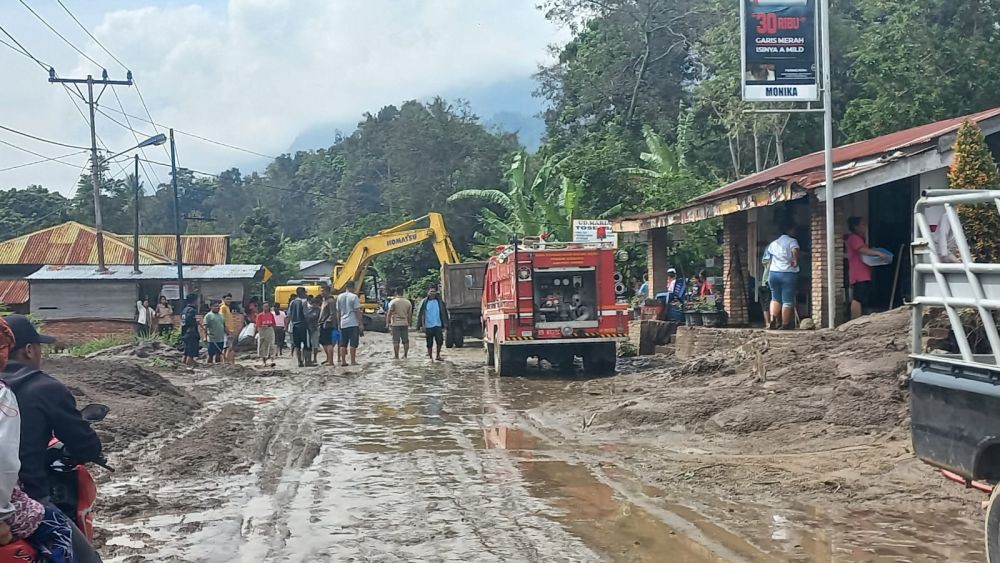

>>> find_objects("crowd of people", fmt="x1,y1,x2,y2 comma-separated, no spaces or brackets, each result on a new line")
167,283,452,369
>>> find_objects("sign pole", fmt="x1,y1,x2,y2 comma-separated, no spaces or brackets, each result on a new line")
820,0,835,328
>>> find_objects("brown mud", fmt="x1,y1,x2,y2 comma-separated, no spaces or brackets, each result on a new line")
46,320,985,562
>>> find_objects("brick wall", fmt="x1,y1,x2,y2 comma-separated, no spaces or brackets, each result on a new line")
722,214,750,326
674,326,758,360
42,312,246,345
646,227,669,299
42,319,136,344
810,194,846,327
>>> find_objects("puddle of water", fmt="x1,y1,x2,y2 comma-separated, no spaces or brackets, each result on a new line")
516,458,750,562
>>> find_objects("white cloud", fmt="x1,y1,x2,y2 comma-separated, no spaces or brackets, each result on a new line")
0,0,567,195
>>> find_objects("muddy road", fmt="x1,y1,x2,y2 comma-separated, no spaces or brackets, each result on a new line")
84,333,983,562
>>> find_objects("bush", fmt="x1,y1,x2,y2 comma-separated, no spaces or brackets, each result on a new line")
64,336,131,357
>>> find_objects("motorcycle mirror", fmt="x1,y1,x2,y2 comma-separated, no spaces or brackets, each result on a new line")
80,403,110,422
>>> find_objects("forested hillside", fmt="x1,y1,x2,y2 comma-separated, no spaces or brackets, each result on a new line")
3,0,999,288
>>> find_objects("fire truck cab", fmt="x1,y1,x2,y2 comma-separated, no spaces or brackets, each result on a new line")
481,238,629,375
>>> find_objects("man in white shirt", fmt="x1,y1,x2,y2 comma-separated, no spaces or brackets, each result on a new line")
336,281,364,366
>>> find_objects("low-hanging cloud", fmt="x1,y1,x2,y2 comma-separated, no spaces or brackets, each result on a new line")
0,0,565,194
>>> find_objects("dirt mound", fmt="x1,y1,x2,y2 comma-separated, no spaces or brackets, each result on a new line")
44,357,201,450
85,340,184,361
571,308,913,436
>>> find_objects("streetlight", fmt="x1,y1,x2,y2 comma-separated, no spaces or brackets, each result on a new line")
93,133,168,272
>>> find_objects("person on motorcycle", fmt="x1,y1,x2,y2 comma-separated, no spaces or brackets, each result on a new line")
0,315,103,563
0,316,75,562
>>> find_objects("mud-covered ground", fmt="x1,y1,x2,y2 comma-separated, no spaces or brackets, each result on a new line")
534,308,986,561
49,315,985,562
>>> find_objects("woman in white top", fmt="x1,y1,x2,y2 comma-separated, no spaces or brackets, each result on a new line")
764,221,800,329
136,296,155,337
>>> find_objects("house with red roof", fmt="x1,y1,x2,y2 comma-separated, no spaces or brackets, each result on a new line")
614,108,1000,327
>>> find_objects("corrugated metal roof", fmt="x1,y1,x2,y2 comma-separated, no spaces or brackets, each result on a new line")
618,107,1000,226
0,223,229,266
0,222,173,266
690,107,1000,205
0,280,28,304
27,264,263,281
126,235,229,265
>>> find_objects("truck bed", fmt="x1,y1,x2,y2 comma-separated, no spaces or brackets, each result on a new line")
911,355,1000,481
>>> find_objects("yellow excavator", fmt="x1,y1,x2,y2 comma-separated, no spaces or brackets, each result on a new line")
273,213,462,331
330,212,459,295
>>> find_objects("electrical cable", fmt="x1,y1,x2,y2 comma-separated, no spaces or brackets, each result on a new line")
0,23,49,70
0,150,88,173
0,124,89,150
100,106,277,160
109,87,163,187
0,138,86,169
55,0,127,70
54,0,171,162
18,0,103,69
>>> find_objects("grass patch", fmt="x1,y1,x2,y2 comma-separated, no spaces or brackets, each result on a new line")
64,336,132,357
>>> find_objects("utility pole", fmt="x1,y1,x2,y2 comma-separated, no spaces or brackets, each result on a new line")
170,129,185,296
49,70,133,273
820,0,836,328
132,155,141,274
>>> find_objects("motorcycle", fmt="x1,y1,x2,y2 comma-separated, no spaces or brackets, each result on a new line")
0,404,112,562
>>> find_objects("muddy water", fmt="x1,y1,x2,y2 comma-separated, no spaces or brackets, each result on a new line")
99,336,981,562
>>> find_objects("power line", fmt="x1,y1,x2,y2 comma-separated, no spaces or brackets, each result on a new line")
100,105,277,160
0,23,50,70
0,138,86,169
109,87,162,188
54,0,172,163
0,149,88,173
55,0,127,70
18,0,103,69
0,124,89,150
138,158,350,203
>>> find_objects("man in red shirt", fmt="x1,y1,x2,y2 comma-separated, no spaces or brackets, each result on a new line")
845,217,890,319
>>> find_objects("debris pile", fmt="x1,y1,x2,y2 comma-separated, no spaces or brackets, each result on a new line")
44,357,201,450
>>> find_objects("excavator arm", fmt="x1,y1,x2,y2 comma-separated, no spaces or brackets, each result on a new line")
331,212,460,293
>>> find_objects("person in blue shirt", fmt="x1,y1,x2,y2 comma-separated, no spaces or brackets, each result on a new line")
637,276,649,301
417,287,449,361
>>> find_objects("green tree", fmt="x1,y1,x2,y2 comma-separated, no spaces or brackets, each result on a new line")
949,121,1000,263
231,206,295,284
842,0,1000,141
0,186,69,240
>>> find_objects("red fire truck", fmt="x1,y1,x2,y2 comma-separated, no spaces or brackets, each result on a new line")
481,238,629,375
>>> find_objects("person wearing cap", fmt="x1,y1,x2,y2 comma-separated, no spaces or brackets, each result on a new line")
0,314,104,562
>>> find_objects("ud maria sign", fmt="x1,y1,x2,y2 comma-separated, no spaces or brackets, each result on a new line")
741,0,819,102
573,220,618,247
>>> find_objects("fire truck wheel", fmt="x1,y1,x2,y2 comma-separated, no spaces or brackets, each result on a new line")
486,342,495,367
986,483,1000,562
583,342,617,375
495,344,525,376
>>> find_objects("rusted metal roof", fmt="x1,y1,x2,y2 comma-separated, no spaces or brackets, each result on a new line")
27,264,263,281
0,222,228,266
616,107,1000,230
128,235,229,265
0,222,173,265
0,280,28,305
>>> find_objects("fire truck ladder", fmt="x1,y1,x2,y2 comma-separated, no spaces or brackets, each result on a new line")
912,189,1000,367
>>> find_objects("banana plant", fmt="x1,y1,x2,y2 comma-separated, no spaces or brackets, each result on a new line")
449,150,621,254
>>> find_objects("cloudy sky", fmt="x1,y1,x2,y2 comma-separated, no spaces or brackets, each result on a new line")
0,0,567,195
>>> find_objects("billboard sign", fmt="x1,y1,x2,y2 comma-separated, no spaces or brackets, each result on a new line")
741,0,819,102
573,219,618,247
